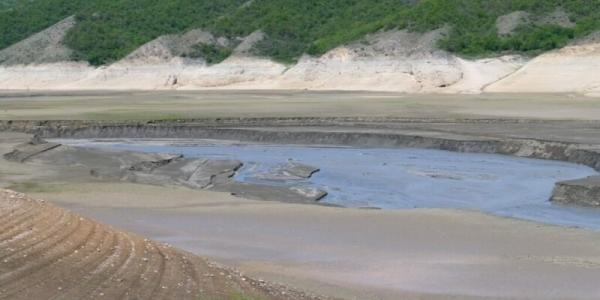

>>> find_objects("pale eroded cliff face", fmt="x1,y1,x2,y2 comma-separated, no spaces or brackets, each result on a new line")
0,16,598,96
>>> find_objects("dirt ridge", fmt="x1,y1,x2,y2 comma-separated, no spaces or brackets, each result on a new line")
2,120,598,171
0,189,328,300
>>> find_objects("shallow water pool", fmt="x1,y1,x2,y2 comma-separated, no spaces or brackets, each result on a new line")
58,139,600,229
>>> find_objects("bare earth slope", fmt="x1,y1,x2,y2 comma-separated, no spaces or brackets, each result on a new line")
0,16,76,66
0,20,522,93
221,29,522,93
0,16,599,95
0,189,323,300
486,32,600,96
0,28,523,93
0,16,92,90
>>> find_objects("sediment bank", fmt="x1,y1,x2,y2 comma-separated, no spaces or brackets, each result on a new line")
552,176,600,207
3,138,328,204
3,118,600,207
2,119,599,171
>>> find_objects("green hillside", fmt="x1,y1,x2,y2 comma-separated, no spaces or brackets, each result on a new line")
1,0,599,65
0,0,90,48
0,0,17,9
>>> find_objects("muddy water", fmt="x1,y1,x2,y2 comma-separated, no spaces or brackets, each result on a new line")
58,138,600,229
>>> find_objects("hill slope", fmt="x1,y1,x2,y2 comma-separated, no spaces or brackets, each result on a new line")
1,0,600,65
0,1,599,94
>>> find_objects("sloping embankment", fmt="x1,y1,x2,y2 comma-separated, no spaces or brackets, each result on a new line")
3,119,600,172
1,14,600,94
0,22,526,93
0,189,322,300
485,33,600,96
3,119,600,207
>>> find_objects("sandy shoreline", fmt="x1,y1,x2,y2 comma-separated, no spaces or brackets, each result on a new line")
2,133,600,298
21,182,600,300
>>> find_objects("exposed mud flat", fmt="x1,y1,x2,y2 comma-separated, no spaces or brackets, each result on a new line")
3,116,600,299
3,137,329,204
27,183,600,300
8,133,600,228
4,117,600,209
56,138,600,229
2,91,600,122
5,120,599,171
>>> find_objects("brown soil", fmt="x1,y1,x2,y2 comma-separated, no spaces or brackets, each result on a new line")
0,189,325,300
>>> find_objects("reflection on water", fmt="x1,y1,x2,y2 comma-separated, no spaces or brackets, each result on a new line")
57,138,600,229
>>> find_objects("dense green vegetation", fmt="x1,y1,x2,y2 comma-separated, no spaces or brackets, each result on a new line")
212,0,413,62
1,0,599,65
415,0,593,57
64,0,245,65
0,0,15,9
0,0,18,10
217,0,598,61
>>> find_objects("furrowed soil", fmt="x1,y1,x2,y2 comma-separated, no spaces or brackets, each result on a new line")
0,189,326,300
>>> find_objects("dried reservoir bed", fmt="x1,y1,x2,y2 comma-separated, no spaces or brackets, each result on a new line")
56,138,600,229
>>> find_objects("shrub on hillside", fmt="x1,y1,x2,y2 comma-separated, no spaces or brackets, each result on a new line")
1,0,599,65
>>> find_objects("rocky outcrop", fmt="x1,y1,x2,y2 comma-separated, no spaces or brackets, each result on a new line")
551,176,600,207
122,29,221,65
233,29,523,93
537,8,576,28
0,16,76,65
496,11,531,35
496,9,575,36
